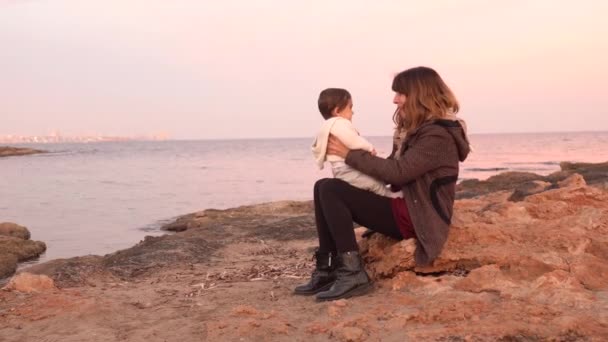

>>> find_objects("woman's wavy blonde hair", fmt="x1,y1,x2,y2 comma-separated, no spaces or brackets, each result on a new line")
392,66,459,132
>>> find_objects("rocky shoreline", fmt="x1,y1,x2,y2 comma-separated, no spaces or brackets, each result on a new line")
0,146,46,157
1,163,607,341
0,223,46,278
456,161,608,200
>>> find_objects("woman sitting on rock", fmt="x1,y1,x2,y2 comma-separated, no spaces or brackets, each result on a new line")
294,66,471,301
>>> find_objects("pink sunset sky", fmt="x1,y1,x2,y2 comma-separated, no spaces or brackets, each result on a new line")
1,0,607,139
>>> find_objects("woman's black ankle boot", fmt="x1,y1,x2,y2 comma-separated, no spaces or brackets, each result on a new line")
316,251,371,302
293,250,336,295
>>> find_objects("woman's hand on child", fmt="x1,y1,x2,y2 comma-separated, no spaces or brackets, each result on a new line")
327,135,350,158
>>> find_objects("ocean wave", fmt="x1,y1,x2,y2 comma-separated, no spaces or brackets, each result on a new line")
137,218,174,233
504,161,560,166
99,180,134,187
510,167,555,172
465,167,509,172
33,150,73,157
35,149,104,157
465,165,558,173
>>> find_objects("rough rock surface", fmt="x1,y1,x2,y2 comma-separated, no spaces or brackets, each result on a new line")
0,224,46,278
0,236,46,262
3,273,55,293
0,254,18,280
1,170,607,341
456,161,608,199
0,223,31,240
0,146,46,157
358,174,608,339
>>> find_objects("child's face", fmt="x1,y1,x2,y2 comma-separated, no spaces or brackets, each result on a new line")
333,99,354,121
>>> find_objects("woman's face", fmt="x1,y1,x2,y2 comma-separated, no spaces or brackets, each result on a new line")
393,93,407,109
393,93,407,118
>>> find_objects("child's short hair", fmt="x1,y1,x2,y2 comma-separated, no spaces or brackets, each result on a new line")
317,88,351,120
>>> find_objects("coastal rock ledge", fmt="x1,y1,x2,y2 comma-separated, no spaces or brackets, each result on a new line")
1,170,607,341
358,173,608,339
0,146,46,157
0,223,46,278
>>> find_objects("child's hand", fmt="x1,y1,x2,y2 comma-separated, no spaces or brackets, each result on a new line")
371,148,377,156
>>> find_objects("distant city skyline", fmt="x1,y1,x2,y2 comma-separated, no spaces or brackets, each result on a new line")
2,1,608,139
0,131,169,144
5,128,608,145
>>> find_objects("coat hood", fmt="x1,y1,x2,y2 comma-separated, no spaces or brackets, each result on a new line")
434,118,471,162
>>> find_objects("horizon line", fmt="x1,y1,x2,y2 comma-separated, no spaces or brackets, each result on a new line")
3,128,608,144
176,128,608,142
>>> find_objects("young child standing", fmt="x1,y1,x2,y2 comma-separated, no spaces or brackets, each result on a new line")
312,88,401,198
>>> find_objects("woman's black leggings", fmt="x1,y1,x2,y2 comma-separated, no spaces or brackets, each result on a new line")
313,178,403,253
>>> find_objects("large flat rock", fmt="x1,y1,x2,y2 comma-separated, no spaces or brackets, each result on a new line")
0,146,46,157
0,224,46,279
